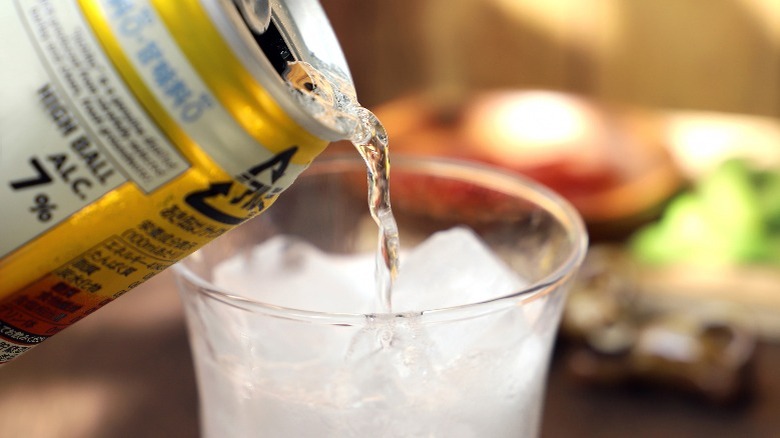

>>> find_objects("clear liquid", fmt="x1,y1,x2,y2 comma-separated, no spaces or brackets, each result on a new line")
351,108,399,314
285,61,400,313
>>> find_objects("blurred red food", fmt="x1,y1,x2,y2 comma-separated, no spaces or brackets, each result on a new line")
371,91,684,237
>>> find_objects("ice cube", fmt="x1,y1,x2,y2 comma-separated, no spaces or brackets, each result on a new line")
213,235,376,314
198,229,551,437
391,226,528,312
390,227,541,375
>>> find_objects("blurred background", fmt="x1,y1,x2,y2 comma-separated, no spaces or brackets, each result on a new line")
327,0,779,114
3,0,780,436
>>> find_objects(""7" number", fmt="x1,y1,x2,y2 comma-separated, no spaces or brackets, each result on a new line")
9,157,53,190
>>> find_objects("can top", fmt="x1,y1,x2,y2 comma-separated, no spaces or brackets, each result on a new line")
234,0,272,34
219,0,357,141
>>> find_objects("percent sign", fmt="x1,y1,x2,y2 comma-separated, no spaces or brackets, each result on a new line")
30,194,57,222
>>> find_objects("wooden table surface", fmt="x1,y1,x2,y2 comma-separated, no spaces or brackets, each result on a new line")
1,271,777,438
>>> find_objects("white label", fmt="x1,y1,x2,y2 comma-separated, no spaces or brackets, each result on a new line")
0,0,189,257
95,0,307,190
0,0,313,259
19,0,189,191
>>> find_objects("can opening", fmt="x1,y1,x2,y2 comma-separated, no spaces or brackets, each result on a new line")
251,19,296,77
243,12,316,95
233,0,295,77
230,0,355,140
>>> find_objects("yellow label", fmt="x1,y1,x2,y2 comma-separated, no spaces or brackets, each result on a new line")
0,0,329,363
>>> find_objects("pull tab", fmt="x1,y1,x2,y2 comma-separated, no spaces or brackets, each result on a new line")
234,0,272,34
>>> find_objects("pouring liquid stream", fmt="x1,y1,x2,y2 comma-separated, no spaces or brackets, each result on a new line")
284,62,400,314
351,109,400,314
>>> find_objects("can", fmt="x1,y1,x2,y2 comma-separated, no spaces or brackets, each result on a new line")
0,0,354,363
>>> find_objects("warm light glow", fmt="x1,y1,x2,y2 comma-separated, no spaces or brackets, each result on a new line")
665,111,780,178
464,91,600,168
488,92,591,145
738,0,780,45
490,0,623,61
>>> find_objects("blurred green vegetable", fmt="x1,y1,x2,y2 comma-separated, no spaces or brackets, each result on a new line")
631,159,780,266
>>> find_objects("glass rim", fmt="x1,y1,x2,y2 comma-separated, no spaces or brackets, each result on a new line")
173,153,589,325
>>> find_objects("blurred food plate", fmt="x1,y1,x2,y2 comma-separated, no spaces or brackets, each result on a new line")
636,261,780,341
372,90,684,239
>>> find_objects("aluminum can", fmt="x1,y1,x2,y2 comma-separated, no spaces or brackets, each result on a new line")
0,0,353,363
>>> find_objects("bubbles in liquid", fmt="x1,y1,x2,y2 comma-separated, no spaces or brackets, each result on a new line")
352,107,399,314
283,60,400,314
283,60,362,138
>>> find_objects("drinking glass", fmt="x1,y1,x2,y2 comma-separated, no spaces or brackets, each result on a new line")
173,153,588,437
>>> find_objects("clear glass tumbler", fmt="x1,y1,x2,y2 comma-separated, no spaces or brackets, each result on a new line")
173,154,588,438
